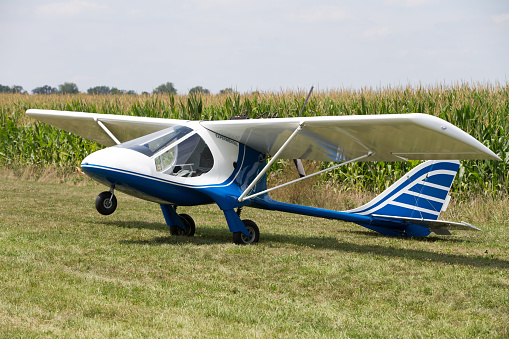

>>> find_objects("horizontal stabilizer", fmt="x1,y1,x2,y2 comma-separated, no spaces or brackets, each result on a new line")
372,214,481,234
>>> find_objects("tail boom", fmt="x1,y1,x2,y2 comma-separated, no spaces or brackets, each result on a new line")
251,160,475,237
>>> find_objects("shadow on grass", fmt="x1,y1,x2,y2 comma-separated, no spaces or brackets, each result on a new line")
262,232,509,269
345,229,479,244
337,241,509,269
105,220,169,232
115,221,509,269
120,226,233,246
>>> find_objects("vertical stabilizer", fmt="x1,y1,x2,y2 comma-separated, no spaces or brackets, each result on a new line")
346,160,460,221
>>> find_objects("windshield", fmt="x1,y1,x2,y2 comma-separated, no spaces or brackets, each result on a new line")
119,126,193,157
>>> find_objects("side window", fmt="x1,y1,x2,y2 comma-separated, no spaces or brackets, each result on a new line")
154,134,214,177
190,140,214,176
154,147,175,172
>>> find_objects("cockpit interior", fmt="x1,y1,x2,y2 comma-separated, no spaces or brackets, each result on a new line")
119,126,214,177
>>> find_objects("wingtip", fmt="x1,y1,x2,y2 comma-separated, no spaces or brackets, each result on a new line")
483,150,502,161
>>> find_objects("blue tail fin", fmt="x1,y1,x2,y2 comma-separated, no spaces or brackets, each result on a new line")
347,160,460,221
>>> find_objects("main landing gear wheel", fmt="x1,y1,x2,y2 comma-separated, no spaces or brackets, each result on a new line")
95,191,117,215
170,213,196,236
233,219,260,245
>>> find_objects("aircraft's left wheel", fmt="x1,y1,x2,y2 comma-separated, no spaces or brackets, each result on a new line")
170,213,195,236
233,219,259,245
95,191,117,215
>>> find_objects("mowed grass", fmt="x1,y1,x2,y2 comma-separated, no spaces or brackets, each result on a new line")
1,177,508,338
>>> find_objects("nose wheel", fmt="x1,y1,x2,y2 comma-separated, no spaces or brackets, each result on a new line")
95,188,117,215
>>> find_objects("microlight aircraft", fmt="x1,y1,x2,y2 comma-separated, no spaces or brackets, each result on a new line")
26,104,500,244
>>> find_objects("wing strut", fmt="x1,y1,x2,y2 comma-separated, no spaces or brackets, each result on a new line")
239,152,373,202
94,118,121,145
238,122,305,202
237,121,374,202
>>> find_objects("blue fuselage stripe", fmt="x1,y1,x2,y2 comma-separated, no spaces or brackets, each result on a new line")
82,164,214,205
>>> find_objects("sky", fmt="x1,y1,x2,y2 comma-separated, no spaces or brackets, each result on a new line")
1,0,508,94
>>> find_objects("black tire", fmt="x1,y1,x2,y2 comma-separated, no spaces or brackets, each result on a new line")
233,219,259,245
95,191,117,215
170,213,196,236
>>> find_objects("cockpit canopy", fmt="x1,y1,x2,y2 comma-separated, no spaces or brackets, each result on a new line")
119,126,214,177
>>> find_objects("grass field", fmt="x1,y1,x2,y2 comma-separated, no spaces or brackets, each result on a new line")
1,85,507,337
1,176,508,338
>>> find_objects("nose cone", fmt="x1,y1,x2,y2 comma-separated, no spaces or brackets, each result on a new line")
81,147,153,185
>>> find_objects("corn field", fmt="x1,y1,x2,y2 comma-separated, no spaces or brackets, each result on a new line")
1,83,508,197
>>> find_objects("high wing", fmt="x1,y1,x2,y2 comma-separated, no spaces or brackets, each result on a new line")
26,110,500,161
201,114,501,162
26,109,185,146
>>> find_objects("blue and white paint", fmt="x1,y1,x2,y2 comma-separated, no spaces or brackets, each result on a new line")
27,109,499,243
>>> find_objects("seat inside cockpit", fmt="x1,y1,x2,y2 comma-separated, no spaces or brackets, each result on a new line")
161,133,215,177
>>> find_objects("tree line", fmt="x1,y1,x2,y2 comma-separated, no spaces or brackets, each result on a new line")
0,82,234,95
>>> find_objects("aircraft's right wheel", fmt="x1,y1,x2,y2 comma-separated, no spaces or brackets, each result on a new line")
233,219,259,245
95,191,117,215
170,213,195,236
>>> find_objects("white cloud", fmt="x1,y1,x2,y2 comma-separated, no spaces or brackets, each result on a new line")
362,27,391,38
384,0,436,7
36,0,106,17
188,0,239,10
492,13,509,24
286,6,348,23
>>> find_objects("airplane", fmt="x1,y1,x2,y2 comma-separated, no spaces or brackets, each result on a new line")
26,105,500,244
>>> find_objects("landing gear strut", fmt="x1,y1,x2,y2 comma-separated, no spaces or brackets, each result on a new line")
95,186,117,215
